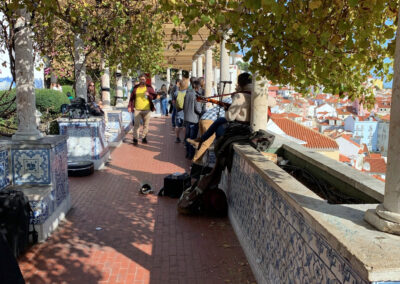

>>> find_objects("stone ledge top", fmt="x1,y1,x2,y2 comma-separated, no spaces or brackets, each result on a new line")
282,142,385,202
233,143,400,282
9,185,52,201
57,117,104,123
0,135,67,148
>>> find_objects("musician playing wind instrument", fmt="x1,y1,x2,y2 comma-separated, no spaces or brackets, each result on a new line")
187,72,253,162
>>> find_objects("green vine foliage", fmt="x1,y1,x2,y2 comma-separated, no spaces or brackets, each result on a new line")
161,0,398,101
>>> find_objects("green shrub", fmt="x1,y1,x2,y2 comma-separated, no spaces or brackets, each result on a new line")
48,120,60,135
35,89,70,114
0,88,70,115
61,85,75,98
0,89,16,116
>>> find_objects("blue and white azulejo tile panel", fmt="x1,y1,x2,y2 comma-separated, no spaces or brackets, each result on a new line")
229,152,369,284
30,191,54,225
12,149,50,185
53,141,69,206
0,149,10,190
106,112,122,131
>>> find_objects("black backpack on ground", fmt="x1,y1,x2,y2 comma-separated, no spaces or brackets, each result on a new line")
0,234,25,284
0,189,37,258
68,97,89,119
158,173,191,198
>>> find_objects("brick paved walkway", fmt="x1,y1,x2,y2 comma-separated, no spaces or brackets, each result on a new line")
19,117,255,284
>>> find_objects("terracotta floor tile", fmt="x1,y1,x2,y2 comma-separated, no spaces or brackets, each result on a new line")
18,117,255,284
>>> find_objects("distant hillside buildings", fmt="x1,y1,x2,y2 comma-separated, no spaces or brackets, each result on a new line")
266,83,391,182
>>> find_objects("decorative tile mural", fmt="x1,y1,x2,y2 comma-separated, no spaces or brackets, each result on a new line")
12,149,50,185
229,152,370,284
59,120,109,160
30,191,54,225
0,149,10,190
106,112,122,130
53,141,69,207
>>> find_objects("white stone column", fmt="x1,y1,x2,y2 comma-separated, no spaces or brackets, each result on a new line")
251,73,269,132
101,57,111,109
166,68,171,90
220,37,230,94
126,76,132,96
74,34,87,101
365,9,400,235
12,8,41,140
192,61,197,77
205,47,213,97
178,69,183,80
115,65,124,107
151,76,156,90
214,66,219,85
197,55,203,78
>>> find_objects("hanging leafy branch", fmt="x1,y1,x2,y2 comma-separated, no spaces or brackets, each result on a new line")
161,0,398,103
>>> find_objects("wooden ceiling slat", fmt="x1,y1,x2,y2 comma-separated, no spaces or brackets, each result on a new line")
162,24,210,70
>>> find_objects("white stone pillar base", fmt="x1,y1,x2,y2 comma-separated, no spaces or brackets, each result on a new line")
365,207,400,235
12,129,42,141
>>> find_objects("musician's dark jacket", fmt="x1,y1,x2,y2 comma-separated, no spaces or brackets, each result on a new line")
183,89,203,123
128,84,157,111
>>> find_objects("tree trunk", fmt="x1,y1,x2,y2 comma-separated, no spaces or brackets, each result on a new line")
74,34,87,101
12,8,41,141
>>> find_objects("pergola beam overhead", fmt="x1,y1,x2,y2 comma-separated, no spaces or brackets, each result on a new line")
162,23,210,70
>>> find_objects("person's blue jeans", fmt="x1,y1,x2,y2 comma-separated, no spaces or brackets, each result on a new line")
201,117,227,141
160,98,168,115
154,99,161,114
185,122,199,159
171,106,177,127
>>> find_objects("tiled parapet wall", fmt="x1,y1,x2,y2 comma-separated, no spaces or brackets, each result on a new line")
58,117,109,161
0,136,70,227
52,141,69,207
12,149,51,185
105,110,124,144
115,107,133,133
0,146,10,190
28,187,55,225
227,144,400,284
106,111,122,131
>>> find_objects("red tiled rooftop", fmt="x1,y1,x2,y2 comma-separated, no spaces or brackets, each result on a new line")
364,157,387,173
336,109,351,115
315,94,327,100
368,153,382,159
339,134,360,147
326,116,341,120
287,112,302,118
271,117,339,149
372,175,386,182
339,154,351,163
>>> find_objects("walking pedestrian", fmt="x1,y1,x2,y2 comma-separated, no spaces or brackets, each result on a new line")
169,79,180,128
128,74,157,145
173,78,189,143
183,79,203,159
158,84,169,116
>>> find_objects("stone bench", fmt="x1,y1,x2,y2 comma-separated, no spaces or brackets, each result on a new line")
0,136,71,242
10,185,70,242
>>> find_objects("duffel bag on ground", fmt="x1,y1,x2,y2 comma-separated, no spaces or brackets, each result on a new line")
158,172,191,198
0,189,35,258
